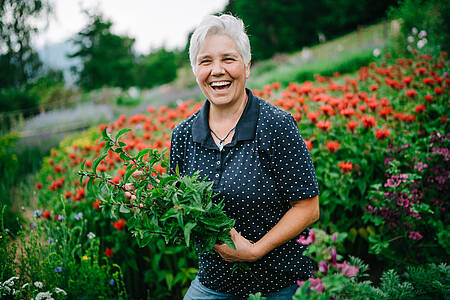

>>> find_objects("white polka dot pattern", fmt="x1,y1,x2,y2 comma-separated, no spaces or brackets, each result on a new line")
169,89,319,297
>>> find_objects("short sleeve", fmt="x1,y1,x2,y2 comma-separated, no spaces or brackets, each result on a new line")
271,114,319,202
169,126,184,176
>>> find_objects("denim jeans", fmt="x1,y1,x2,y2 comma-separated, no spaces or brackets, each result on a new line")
183,276,299,300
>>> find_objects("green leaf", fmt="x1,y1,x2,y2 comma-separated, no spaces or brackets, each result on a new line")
115,128,131,141
80,159,86,170
118,141,127,147
183,222,196,247
93,153,107,172
137,148,152,159
119,205,130,214
102,126,109,140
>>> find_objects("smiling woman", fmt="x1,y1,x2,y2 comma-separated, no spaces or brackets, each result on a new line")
170,14,320,299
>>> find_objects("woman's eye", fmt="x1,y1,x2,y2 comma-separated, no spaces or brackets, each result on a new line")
200,60,211,64
224,58,234,61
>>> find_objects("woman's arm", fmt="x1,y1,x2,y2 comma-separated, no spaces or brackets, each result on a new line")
214,195,319,262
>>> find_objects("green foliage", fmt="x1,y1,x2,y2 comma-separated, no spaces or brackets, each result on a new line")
0,0,51,88
12,212,126,299
135,48,178,88
388,0,450,54
294,229,450,299
26,70,73,109
0,89,39,130
69,13,137,90
364,131,449,264
224,0,396,61
79,127,236,253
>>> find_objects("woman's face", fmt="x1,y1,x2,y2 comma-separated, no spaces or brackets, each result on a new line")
195,34,250,108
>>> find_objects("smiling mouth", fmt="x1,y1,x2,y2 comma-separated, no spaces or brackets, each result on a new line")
210,81,231,90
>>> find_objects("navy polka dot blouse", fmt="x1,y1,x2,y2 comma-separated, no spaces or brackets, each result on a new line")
169,88,319,297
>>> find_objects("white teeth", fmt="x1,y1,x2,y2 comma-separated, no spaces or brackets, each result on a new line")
210,81,231,87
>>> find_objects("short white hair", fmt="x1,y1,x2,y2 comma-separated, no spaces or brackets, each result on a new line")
189,14,251,73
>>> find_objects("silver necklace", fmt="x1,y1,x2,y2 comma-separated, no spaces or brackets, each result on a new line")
210,126,236,151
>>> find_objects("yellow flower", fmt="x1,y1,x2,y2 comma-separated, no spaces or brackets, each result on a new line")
82,255,89,261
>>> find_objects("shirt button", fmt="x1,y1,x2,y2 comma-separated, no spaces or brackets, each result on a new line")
216,161,220,165
215,173,219,178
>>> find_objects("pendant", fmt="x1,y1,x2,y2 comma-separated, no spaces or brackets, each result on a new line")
218,143,223,151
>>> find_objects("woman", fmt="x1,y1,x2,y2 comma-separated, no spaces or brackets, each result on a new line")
170,14,320,299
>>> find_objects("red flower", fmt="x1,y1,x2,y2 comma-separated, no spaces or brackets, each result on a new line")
93,200,102,211
316,120,332,132
304,139,313,151
35,182,43,189
64,191,72,199
375,129,390,140
434,86,443,95
111,176,121,184
307,111,320,123
153,165,166,176
369,85,378,91
113,219,126,231
425,94,433,101
326,141,340,152
338,161,353,173
361,116,376,128
405,89,417,98
402,76,413,85
347,121,358,132
105,248,114,258
415,104,425,113
42,210,51,219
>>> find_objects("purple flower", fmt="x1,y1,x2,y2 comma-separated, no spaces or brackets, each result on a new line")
47,237,54,244
309,278,325,293
296,229,315,245
30,223,36,229
34,210,42,217
408,231,423,241
55,266,62,273
74,212,83,220
331,232,338,242
57,215,64,221
109,279,115,286
330,247,337,265
336,261,359,277
318,261,328,275
414,162,428,172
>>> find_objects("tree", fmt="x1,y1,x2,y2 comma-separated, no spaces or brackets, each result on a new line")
135,48,178,88
0,0,52,88
69,12,137,89
223,0,397,61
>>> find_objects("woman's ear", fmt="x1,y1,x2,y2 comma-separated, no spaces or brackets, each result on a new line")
245,61,251,79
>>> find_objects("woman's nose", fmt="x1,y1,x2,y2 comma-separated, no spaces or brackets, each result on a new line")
211,61,225,75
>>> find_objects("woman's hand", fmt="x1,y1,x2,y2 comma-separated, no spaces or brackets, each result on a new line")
213,228,261,262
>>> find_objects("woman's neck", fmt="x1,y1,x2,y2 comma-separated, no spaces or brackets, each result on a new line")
208,93,248,135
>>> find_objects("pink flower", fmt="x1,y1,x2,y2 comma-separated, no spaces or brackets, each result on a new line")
318,261,328,275
336,261,359,277
309,278,325,293
408,231,423,241
296,229,315,245
330,247,337,265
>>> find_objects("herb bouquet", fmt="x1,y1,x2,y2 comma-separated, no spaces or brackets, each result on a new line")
78,128,236,254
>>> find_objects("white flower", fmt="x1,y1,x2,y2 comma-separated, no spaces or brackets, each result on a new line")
373,48,381,57
35,291,53,300
407,45,413,52
407,35,414,43
87,232,95,239
54,287,67,295
412,27,418,34
34,281,43,288
417,39,427,49
418,30,427,38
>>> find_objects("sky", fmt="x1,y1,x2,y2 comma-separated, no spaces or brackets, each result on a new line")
34,0,228,53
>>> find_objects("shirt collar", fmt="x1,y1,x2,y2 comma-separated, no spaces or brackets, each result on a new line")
192,88,259,148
